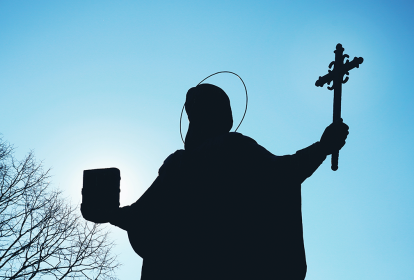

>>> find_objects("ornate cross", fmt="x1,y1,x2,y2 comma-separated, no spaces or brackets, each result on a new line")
315,43,363,171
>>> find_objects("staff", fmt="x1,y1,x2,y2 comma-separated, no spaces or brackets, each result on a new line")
315,43,363,170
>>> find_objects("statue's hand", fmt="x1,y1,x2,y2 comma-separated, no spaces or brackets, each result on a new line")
320,119,349,155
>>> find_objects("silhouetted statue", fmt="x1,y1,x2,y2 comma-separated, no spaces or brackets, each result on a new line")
107,84,349,280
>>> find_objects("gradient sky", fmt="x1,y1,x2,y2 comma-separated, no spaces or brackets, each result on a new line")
1,1,413,279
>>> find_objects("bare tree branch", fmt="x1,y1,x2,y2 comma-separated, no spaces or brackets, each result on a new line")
0,137,120,279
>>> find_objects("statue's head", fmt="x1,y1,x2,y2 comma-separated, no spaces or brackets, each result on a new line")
185,83,233,133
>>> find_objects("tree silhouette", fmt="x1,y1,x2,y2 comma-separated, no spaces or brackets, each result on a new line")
0,137,120,279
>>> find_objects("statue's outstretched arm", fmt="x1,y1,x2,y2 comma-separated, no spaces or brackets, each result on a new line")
109,174,169,231
289,142,327,184
287,121,349,184
109,205,134,231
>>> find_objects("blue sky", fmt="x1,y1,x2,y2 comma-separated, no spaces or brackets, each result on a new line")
1,1,413,279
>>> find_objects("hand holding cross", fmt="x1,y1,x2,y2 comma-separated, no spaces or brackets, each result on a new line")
316,43,363,171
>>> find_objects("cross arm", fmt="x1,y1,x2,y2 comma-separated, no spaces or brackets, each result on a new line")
343,57,364,74
315,71,334,87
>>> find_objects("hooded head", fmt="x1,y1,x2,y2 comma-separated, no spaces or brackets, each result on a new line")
184,83,233,149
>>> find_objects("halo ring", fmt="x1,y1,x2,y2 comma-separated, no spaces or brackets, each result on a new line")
179,71,248,144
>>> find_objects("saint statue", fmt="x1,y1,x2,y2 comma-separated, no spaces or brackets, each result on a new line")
108,83,349,280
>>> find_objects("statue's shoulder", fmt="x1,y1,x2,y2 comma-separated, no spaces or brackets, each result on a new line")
227,132,276,159
158,149,185,175
227,132,257,144
226,132,261,150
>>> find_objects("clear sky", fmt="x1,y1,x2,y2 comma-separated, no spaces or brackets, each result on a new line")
1,1,413,279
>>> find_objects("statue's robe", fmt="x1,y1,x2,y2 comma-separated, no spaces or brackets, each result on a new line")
114,132,326,280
